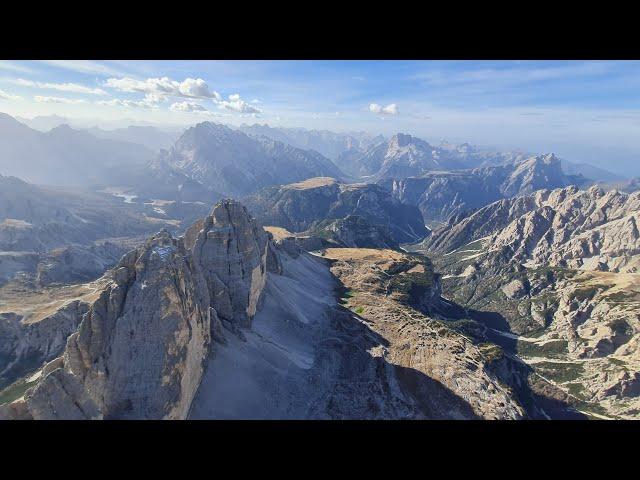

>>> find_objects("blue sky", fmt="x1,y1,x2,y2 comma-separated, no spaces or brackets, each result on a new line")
1,60,639,174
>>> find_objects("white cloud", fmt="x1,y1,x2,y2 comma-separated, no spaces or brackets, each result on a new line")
34,95,86,104
169,101,212,114
369,103,398,115
12,78,107,95
218,94,262,114
179,78,221,100
0,61,35,74
97,97,158,109
40,60,129,77
0,89,22,101
105,76,220,101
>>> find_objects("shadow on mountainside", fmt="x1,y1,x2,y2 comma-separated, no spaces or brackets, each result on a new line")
319,302,482,419
433,296,586,420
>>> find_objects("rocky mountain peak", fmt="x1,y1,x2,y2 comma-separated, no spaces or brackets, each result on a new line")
2,198,273,420
390,133,415,148
191,199,269,328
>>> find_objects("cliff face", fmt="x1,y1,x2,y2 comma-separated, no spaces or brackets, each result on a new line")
1,200,270,420
25,231,212,419
424,185,640,272
190,200,269,328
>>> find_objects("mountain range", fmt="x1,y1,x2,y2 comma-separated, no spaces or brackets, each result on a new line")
1,113,639,420
382,153,588,224
0,113,154,187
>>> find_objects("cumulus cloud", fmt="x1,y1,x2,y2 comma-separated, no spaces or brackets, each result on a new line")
12,78,107,95
218,94,262,114
169,101,212,113
369,103,398,115
105,76,221,101
103,77,258,115
0,89,22,101
35,95,86,104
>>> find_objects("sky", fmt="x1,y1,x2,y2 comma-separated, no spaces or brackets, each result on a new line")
0,60,639,175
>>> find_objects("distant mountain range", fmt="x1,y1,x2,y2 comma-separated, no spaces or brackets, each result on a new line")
0,113,154,187
86,125,182,152
380,153,588,225
238,123,383,160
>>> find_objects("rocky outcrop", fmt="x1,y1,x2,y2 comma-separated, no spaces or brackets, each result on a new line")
1,200,271,419
319,248,532,419
244,177,427,244
334,133,467,179
22,230,212,419
418,184,640,418
335,132,535,181
425,185,640,272
190,200,269,328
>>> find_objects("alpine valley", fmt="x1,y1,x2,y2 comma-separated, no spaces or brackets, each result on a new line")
1,114,638,421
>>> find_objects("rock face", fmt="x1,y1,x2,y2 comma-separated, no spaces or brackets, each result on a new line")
1,200,271,419
243,177,427,244
190,245,539,420
189,200,269,328
334,132,533,180
383,154,585,224
162,122,344,197
0,301,88,389
424,185,640,272
334,133,465,179
24,230,212,419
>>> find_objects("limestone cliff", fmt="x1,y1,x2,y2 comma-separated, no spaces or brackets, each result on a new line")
1,200,270,419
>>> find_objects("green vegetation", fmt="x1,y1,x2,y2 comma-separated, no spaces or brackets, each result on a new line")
609,357,628,370
517,339,568,358
565,382,588,399
386,255,437,307
533,361,584,384
0,377,37,406
334,285,356,305
353,306,364,315
445,318,486,342
478,343,504,364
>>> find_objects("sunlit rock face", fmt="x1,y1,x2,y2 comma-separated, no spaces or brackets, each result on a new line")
190,199,269,328
1,199,274,420
25,231,212,419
